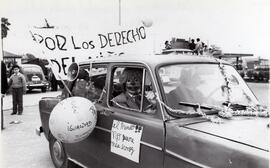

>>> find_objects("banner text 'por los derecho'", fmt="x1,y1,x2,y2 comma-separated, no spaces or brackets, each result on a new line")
32,26,146,52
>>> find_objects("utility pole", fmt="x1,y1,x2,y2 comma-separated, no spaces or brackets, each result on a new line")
1,17,11,130
1,32,4,130
119,0,121,26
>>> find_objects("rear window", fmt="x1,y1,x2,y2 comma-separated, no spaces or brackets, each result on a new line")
23,67,44,80
23,67,43,74
71,64,108,102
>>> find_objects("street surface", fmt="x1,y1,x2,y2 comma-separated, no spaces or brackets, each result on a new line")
1,90,61,168
0,82,269,168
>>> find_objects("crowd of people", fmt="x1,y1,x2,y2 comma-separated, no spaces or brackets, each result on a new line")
188,38,210,55
164,38,213,56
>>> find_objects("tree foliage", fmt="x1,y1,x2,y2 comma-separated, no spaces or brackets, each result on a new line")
1,17,11,39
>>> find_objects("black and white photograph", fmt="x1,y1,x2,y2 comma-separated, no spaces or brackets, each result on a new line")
1,0,269,167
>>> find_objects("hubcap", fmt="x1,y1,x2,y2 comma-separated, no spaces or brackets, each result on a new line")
53,140,64,166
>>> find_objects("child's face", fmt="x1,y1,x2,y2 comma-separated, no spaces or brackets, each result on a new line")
13,68,19,74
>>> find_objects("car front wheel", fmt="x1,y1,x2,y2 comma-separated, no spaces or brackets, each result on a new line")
49,135,67,168
41,87,47,92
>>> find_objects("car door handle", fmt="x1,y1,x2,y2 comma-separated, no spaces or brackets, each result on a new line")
98,108,114,116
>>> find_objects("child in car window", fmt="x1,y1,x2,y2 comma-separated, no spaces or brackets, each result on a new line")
112,68,155,113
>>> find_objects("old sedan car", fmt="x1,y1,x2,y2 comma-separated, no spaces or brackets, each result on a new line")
37,54,269,168
21,64,49,92
247,65,270,82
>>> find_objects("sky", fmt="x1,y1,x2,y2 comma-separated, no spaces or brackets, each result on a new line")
1,0,270,59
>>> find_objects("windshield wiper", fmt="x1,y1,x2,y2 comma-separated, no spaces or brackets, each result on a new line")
178,102,220,113
223,101,268,112
222,101,248,110
177,101,223,123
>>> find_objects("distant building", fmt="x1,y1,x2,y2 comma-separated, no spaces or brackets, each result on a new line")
245,57,269,69
3,51,22,65
213,53,253,70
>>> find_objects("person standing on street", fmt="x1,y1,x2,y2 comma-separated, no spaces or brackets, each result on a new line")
189,39,196,53
164,41,172,49
1,61,9,129
8,65,27,115
193,38,203,55
48,68,58,91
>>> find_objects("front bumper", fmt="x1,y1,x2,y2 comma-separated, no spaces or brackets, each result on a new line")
27,83,48,88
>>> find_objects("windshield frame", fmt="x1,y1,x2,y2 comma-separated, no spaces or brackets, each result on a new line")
155,62,259,118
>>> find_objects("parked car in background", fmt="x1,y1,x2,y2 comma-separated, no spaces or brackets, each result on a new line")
37,54,269,168
247,65,269,81
21,64,49,92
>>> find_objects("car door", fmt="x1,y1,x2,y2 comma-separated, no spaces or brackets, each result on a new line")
65,63,165,168
93,64,165,168
64,63,112,167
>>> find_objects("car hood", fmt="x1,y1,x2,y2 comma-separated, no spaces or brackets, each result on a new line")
181,117,269,151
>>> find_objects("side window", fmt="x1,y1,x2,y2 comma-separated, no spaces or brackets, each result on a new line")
72,64,107,102
110,66,156,114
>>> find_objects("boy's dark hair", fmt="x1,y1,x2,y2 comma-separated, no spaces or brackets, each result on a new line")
12,64,20,69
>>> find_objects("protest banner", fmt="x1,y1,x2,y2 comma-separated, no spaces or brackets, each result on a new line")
30,23,151,80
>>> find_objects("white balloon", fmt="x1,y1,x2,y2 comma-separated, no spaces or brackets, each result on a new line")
142,19,153,28
49,97,97,143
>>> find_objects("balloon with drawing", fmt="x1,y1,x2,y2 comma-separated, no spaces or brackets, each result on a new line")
49,97,97,143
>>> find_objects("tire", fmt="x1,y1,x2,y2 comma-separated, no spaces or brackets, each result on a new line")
49,135,68,168
51,80,58,91
41,87,47,93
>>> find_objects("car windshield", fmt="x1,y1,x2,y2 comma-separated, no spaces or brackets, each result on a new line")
158,63,259,115
23,67,43,74
23,67,44,80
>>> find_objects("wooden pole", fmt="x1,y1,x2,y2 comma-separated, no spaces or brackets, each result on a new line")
119,0,121,26
1,37,4,130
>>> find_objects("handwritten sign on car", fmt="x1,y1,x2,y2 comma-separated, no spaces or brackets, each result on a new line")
111,120,143,163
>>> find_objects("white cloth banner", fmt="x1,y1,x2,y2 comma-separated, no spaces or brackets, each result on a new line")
30,24,150,80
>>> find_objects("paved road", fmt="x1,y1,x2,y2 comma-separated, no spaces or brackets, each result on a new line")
1,90,61,168
2,90,61,111
0,82,269,168
1,105,54,168
247,82,270,107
